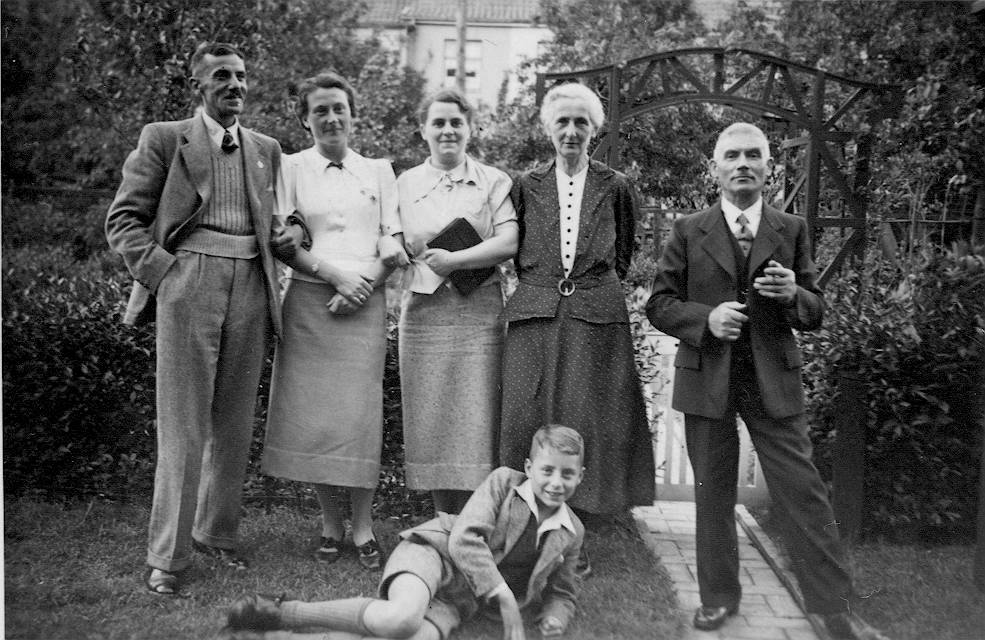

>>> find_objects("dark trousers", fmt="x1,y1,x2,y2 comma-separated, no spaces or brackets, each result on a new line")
684,361,853,614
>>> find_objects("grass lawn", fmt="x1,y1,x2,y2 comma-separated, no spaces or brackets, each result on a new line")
751,508,985,640
4,498,683,640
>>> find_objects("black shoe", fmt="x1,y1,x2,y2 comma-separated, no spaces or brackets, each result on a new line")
226,593,284,631
193,540,248,570
822,613,891,640
693,604,739,631
356,538,382,570
314,536,343,564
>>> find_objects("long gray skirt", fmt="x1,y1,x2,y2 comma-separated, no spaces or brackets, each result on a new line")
262,279,386,488
399,281,505,490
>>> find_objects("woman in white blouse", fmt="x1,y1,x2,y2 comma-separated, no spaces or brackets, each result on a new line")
263,72,399,569
379,89,519,514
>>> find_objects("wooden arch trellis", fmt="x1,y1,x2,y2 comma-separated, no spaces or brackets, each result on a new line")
535,48,903,285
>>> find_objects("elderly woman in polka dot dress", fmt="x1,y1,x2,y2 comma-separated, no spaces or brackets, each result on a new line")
499,83,655,571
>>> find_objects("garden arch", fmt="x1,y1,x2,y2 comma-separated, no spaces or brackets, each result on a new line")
535,47,903,285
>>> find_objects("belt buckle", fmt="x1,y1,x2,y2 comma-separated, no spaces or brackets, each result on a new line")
557,278,575,297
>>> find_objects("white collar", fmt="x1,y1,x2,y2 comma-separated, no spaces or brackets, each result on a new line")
554,163,588,184
201,111,239,147
514,480,577,538
301,146,363,172
721,196,763,228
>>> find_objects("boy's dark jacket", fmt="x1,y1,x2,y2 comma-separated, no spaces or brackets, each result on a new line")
400,466,584,630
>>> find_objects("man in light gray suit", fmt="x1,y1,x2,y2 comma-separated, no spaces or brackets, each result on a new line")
106,42,282,595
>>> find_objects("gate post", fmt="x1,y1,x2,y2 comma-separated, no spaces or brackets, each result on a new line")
831,372,867,546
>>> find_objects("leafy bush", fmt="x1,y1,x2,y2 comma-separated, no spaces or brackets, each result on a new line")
2,243,157,498
800,243,985,542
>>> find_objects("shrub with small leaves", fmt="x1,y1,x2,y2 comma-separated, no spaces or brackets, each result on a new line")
800,243,985,542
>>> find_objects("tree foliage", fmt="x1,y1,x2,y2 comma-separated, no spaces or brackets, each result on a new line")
1,0,425,187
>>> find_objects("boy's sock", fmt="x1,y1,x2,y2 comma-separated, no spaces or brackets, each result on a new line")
280,598,374,635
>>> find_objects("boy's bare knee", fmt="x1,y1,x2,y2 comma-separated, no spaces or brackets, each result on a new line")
373,608,423,638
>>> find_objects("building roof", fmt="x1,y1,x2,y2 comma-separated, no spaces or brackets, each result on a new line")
361,0,542,26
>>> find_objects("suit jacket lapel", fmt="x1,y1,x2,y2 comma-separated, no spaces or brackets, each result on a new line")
239,128,270,240
180,117,213,204
524,524,572,605
527,160,560,233
748,205,785,275
698,203,737,280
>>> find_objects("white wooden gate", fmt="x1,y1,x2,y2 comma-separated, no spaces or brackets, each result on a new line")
643,331,770,506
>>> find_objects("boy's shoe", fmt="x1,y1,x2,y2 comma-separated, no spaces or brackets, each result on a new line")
356,538,382,570
193,540,249,570
226,594,284,631
314,536,343,564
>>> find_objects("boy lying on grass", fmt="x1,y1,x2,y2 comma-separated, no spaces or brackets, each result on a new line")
221,424,586,640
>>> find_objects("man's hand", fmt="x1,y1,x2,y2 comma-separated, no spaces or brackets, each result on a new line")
330,270,374,305
421,248,459,277
379,234,411,269
270,224,304,260
753,259,796,305
708,301,749,342
538,616,563,637
495,589,526,640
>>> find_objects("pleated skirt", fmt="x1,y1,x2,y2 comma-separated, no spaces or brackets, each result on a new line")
499,301,656,514
262,279,386,488
399,281,505,490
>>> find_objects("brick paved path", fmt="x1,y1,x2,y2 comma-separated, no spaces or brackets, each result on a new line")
633,501,822,640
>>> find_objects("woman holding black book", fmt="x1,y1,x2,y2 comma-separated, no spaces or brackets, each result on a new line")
378,89,518,514
498,83,655,575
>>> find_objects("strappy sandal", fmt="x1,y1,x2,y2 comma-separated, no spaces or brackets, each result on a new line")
356,538,382,570
314,536,342,564
144,567,179,596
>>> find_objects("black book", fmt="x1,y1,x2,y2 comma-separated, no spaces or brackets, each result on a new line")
426,217,495,296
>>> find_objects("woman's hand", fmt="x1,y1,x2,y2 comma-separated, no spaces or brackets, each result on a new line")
495,589,526,640
421,248,459,277
327,293,360,315
379,234,411,269
329,270,374,305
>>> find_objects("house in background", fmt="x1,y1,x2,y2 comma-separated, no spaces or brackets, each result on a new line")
358,0,551,110
356,0,783,112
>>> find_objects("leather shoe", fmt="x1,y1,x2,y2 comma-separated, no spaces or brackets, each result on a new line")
693,604,739,631
226,593,284,631
193,540,248,570
144,567,180,596
822,613,890,640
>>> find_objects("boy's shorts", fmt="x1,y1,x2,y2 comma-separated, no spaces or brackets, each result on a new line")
379,540,480,640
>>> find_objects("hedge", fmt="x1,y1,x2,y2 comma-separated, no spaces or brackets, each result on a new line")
800,244,985,542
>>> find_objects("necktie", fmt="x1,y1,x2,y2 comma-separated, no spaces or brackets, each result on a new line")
221,129,238,153
736,213,754,257
327,161,344,170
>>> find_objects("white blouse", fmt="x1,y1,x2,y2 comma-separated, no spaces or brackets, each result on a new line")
276,147,400,281
397,155,516,294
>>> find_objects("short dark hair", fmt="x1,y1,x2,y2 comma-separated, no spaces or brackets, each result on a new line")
529,424,584,462
189,42,245,78
416,88,474,126
293,72,357,125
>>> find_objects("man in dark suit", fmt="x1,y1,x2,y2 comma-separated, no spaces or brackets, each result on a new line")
646,123,888,639
106,42,283,595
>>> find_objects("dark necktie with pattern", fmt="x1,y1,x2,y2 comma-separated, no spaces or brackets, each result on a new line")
736,212,754,257
221,128,238,153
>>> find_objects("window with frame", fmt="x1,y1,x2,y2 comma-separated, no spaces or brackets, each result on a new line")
443,39,481,99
